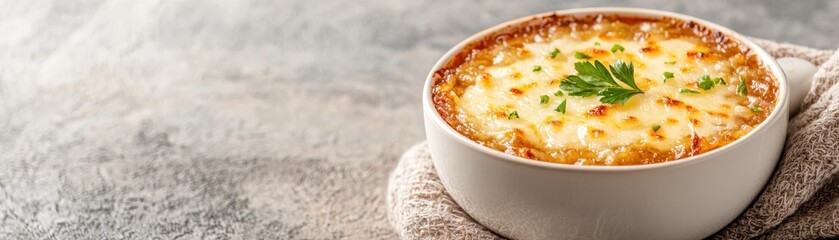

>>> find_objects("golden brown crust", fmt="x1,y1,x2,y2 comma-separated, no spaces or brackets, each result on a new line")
431,14,777,166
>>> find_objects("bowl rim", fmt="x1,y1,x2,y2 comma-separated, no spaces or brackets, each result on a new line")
422,7,789,172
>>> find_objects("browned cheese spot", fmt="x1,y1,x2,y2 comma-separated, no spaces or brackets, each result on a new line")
587,48,610,58
640,41,660,55
685,105,698,113
657,97,696,113
689,131,702,156
657,96,684,107
650,131,665,140
520,148,537,159
690,118,701,126
548,119,564,128
687,51,709,60
587,105,609,117
479,73,492,87
515,48,531,57
589,128,606,138
708,111,730,118
493,111,507,119
633,32,651,41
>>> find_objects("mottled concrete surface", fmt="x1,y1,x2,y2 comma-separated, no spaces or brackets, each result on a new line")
0,0,836,239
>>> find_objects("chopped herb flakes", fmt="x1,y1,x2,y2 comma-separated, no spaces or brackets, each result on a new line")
680,88,700,94
555,100,567,113
697,75,726,90
554,90,564,97
699,75,715,90
750,107,763,113
663,71,674,83
549,48,560,59
652,124,661,132
540,95,549,104
611,44,625,53
665,61,676,65
738,79,748,96
508,111,520,119
533,65,542,72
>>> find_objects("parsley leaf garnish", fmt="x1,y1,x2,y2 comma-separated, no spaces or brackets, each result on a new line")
549,48,560,59
737,78,748,96
533,65,542,72
574,52,592,59
540,95,549,104
559,60,644,105
699,75,715,90
598,87,644,105
611,44,625,53
555,99,567,113
609,60,641,90
508,110,520,119
576,60,619,86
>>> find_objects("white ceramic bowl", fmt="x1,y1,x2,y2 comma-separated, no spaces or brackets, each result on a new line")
422,8,817,240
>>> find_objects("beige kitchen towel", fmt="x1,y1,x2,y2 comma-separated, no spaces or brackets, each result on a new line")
387,39,838,240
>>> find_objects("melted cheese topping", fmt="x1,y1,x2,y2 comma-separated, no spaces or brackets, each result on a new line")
433,15,777,165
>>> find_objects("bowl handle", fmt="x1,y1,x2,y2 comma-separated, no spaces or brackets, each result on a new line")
777,57,818,115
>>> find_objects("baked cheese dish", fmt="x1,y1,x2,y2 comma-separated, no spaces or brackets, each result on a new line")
431,15,777,165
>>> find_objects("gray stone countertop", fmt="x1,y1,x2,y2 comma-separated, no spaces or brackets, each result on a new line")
0,0,836,239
